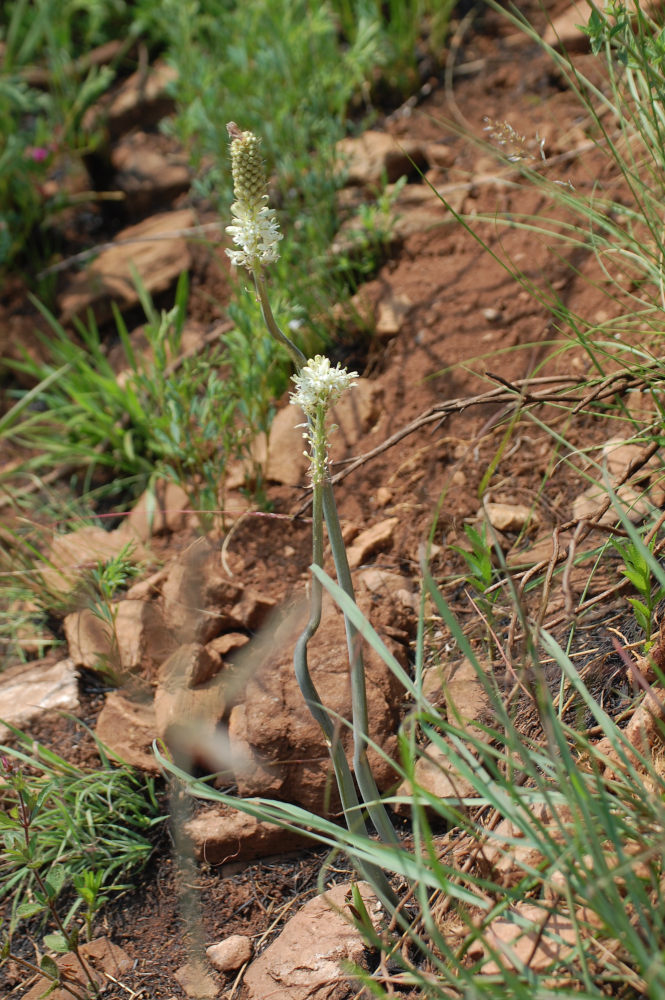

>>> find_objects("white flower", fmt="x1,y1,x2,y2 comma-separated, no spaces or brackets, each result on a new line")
290,356,358,484
226,124,283,271
290,355,358,418
225,198,282,270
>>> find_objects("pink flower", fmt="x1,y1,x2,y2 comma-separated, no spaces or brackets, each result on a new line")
28,146,50,163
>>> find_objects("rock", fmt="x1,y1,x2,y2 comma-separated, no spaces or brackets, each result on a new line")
0,658,79,742
174,962,219,999
85,59,178,138
424,140,457,169
64,600,174,680
478,903,577,974
572,482,651,525
206,934,252,973
154,643,227,747
394,740,476,816
226,594,402,813
601,436,659,482
58,208,195,323
95,690,159,773
158,642,222,688
444,657,492,727
346,518,399,569
358,567,417,638
111,131,190,213
185,804,309,864
22,936,131,1000
336,130,428,186
206,632,250,658
482,502,538,533
420,665,447,707
543,0,665,53
375,486,393,507
482,817,548,881
243,881,381,1000
507,532,564,568
375,290,413,339
542,1,593,52
160,538,275,643
596,695,665,787
359,567,416,608
125,567,168,600
387,182,453,238
41,526,150,595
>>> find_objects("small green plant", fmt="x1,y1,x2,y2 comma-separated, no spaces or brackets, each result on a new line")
0,728,164,935
612,533,665,647
77,540,141,681
453,522,495,601
0,765,100,999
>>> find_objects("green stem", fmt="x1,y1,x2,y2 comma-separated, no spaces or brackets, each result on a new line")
322,481,399,847
293,466,397,908
253,270,306,370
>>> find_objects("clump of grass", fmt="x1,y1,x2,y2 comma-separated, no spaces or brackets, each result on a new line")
1,271,283,526
0,726,164,934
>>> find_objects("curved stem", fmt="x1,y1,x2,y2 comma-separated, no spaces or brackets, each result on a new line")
322,481,399,847
294,472,397,908
253,270,306,370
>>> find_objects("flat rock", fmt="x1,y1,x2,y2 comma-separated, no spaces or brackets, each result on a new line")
243,881,381,1000
375,289,413,339
482,817,548,880
482,502,538,533
41,525,150,595
65,599,175,679
226,594,402,813
572,481,651,525
542,0,593,51
478,902,577,974
601,436,659,482
85,59,178,138
58,208,195,323
0,658,79,741
174,962,219,999
206,934,252,972
394,740,476,816
125,480,191,540
160,538,275,643
154,643,227,746
112,131,190,213
185,803,309,864
95,690,159,773
337,130,428,186
22,936,131,1000
346,517,399,569
444,656,492,727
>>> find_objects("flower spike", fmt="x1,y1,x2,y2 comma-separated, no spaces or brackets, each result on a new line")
225,123,283,271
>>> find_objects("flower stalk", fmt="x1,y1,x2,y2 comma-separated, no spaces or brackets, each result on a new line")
226,124,399,900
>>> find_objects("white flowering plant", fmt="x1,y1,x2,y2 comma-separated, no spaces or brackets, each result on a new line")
222,124,398,907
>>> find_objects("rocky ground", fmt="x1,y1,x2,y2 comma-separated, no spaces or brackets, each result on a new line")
1,1,662,997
